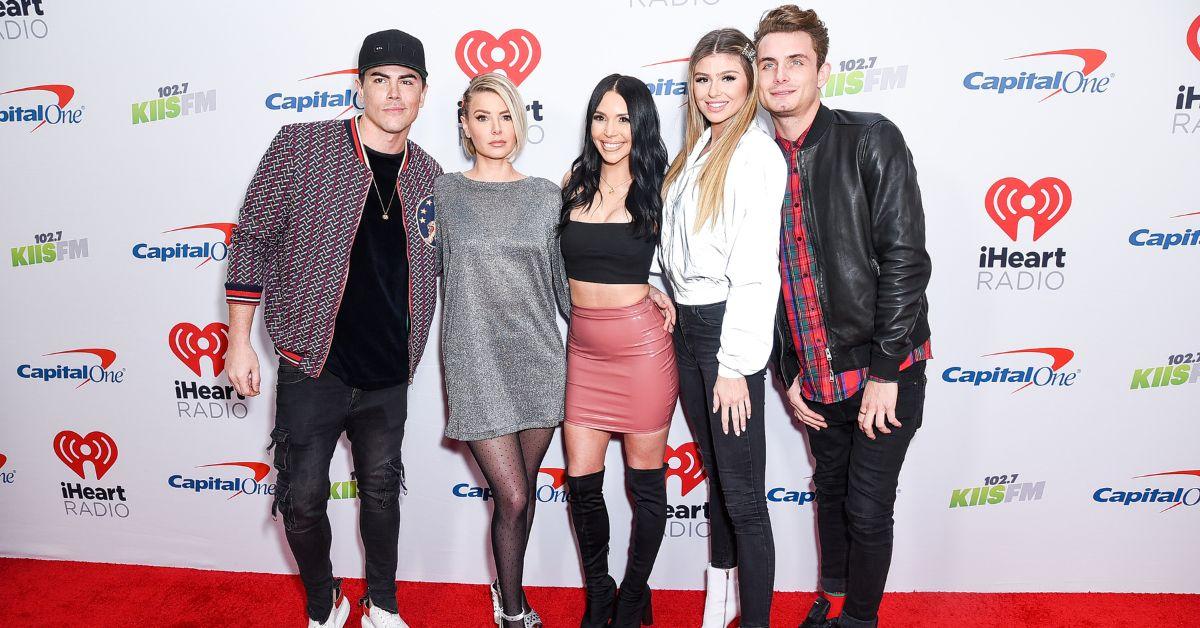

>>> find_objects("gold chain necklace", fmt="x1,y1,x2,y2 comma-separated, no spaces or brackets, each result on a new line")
600,173,633,195
369,175,398,221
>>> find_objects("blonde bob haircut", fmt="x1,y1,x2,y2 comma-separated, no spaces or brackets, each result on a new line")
459,73,527,162
662,28,760,233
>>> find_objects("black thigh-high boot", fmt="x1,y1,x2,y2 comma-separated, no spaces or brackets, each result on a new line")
567,469,617,628
613,465,667,627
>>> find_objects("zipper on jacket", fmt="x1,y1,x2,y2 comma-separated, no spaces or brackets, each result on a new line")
316,171,372,375
798,150,834,363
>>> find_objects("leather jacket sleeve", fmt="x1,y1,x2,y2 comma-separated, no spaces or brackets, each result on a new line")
771,294,800,389
860,120,931,381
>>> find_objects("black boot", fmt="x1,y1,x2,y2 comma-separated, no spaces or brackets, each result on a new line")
612,465,667,627
567,469,617,628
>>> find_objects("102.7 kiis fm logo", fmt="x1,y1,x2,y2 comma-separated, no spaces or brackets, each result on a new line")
822,55,907,99
1129,349,1200,391
132,81,216,125
10,229,88,268
976,177,1071,292
949,472,1045,509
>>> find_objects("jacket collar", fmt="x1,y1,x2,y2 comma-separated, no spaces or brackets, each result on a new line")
345,116,410,173
800,103,833,151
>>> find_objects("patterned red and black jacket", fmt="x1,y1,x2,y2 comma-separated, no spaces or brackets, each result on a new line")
224,118,443,382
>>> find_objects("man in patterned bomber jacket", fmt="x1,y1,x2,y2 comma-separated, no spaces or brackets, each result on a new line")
224,30,441,628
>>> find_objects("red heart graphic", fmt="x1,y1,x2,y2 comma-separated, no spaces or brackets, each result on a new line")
169,322,229,377
984,177,1071,242
664,442,707,497
0,453,7,470
1188,15,1200,64
455,29,542,86
54,430,118,480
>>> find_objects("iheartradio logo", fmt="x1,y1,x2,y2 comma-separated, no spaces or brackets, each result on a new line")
54,430,118,480
665,442,706,496
169,322,228,377
455,29,541,86
984,177,1071,242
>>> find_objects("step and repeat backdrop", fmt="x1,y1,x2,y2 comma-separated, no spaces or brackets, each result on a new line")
2,1,1198,594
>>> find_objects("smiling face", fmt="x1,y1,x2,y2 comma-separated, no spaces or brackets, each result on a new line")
355,65,426,134
756,31,829,118
461,89,516,160
692,53,751,131
590,90,632,167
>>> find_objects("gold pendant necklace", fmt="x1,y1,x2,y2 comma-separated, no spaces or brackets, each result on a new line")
600,174,633,195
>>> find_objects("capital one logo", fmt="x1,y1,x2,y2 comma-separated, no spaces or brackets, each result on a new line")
0,84,83,131
132,222,234,268
170,322,228,377
665,442,706,496
985,177,1071,242
942,347,1079,392
264,69,362,117
455,29,541,86
963,49,1112,101
1094,469,1200,514
54,431,118,480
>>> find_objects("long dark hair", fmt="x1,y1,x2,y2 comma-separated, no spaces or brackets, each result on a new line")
559,74,668,242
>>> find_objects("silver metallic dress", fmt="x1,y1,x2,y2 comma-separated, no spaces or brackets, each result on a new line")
433,173,571,441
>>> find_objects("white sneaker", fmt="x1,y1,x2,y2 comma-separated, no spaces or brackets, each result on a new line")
361,598,410,628
701,564,739,628
307,592,350,628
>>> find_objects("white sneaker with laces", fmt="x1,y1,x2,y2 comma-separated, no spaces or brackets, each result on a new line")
361,598,410,628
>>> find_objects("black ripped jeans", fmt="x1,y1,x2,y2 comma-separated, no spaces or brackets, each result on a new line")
270,364,407,622
673,302,775,628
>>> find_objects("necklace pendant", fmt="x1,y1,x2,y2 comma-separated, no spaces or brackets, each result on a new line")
382,214,390,221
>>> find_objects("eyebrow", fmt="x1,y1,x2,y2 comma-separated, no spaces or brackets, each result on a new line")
693,70,742,77
759,52,810,64
470,108,511,115
369,71,419,81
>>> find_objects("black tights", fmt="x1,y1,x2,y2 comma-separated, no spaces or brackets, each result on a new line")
468,427,555,626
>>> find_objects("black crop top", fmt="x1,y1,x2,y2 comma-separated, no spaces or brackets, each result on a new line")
560,220,655,284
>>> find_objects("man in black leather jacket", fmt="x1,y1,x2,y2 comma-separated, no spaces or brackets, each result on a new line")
755,6,933,628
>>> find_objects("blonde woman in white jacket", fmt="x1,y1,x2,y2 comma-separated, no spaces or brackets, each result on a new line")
658,28,786,628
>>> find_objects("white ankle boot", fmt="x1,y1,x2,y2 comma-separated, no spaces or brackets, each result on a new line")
701,564,739,628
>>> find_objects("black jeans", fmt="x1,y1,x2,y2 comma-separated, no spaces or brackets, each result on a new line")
673,302,774,628
805,361,926,625
270,364,407,621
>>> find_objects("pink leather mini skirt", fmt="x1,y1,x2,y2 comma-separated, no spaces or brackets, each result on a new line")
565,297,678,433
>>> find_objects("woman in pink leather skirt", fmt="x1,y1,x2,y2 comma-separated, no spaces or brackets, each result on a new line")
557,75,677,628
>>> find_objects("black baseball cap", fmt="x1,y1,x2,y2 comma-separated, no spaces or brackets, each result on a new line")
358,29,427,79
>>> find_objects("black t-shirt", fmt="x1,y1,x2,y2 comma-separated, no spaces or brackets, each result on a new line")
324,146,410,390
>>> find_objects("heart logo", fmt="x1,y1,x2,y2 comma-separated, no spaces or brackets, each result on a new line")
984,177,1071,242
169,322,229,377
1188,15,1200,64
455,29,542,86
0,453,7,470
664,442,707,496
54,430,118,480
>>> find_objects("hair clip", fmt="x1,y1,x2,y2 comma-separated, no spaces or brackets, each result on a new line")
741,42,756,62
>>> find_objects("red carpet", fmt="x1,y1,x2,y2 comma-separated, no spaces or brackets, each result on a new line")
1,558,1196,627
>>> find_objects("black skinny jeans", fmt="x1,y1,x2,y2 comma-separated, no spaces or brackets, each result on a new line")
805,361,926,624
269,365,407,621
673,301,774,628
